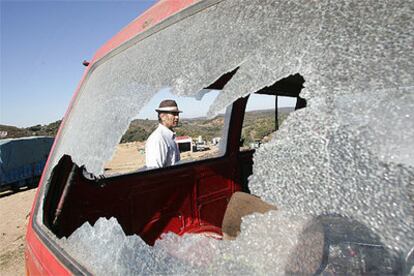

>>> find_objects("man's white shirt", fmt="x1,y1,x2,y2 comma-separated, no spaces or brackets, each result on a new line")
145,124,180,169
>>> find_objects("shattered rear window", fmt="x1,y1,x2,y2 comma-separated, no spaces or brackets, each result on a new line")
34,0,413,274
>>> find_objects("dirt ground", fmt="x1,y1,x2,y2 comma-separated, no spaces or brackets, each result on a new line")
0,188,37,276
104,141,147,175
104,141,220,175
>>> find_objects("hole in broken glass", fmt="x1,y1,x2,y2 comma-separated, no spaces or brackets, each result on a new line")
237,74,306,192
103,88,229,176
240,73,306,146
240,94,297,150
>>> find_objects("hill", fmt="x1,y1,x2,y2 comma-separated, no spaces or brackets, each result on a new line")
122,108,294,144
0,121,61,139
241,107,293,144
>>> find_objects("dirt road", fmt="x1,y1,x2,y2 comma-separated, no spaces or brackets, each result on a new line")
0,188,36,276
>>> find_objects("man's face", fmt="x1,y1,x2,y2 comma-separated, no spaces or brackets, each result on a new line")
160,112,179,129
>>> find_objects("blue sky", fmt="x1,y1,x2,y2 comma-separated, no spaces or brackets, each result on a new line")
1,0,296,127
137,89,296,120
1,0,156,127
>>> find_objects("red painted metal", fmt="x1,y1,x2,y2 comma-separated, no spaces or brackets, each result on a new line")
25,226,71,276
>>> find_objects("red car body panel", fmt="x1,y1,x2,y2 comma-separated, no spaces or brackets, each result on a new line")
25,227,71,276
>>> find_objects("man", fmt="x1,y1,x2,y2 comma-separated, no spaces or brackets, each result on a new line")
145,99,182,169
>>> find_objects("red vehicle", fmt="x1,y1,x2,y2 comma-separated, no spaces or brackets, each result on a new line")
24,1,297,274
25,0,413,274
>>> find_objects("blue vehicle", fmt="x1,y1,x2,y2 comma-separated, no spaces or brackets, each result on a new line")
0,136,53,192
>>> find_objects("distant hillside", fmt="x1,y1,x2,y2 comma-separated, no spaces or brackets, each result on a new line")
120,116,225,143
0,120,61,139
241,108,293,145
0,108,295,144
122,108,294,144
